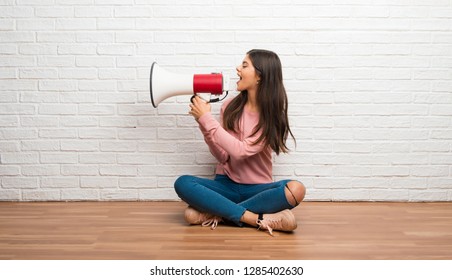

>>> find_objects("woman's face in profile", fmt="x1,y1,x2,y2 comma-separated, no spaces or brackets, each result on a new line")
236,54,260,92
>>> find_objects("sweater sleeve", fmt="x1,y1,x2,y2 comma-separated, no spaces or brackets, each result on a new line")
198,109,230,163
197,110,266,161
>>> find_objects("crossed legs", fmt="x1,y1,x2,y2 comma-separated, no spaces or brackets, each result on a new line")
175,175,306,229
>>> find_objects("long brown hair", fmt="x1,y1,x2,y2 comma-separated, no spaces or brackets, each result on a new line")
223,49,295,155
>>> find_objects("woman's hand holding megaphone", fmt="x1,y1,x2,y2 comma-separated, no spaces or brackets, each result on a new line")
189,95,211,121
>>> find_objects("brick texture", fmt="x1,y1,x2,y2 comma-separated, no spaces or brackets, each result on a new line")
1,1,451,201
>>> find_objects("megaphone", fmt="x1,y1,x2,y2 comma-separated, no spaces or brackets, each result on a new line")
149,62,231,108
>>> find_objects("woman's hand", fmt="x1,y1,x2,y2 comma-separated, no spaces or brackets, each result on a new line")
189,96,211,120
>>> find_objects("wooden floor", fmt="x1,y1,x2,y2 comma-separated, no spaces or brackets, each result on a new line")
0,201,451,260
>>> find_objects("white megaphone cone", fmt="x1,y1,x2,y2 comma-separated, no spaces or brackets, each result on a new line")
149,62,230,108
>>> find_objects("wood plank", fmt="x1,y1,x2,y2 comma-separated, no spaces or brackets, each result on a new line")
0,201,451,259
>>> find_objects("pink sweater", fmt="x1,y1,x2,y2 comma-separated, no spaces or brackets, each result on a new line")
197,98,273,184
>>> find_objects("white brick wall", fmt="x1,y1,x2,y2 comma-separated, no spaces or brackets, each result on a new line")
1,1,451,202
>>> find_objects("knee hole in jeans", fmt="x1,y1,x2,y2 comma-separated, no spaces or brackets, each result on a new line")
285,181,306,207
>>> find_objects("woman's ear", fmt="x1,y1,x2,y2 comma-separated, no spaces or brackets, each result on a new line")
256,74,261,85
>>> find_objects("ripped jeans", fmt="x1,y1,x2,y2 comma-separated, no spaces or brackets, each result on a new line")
174,174,295,226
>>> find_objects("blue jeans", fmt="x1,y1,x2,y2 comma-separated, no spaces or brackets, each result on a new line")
174,174,295,226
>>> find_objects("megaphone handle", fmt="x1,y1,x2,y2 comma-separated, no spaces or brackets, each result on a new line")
190,92,227,104
190,94,210,103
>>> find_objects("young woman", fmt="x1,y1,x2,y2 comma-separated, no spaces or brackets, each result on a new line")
174,49,306,236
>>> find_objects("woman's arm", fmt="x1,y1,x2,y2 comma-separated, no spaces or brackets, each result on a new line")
190,96,229,163
198,113,229,163
190,96,266,161
197,112,266,161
